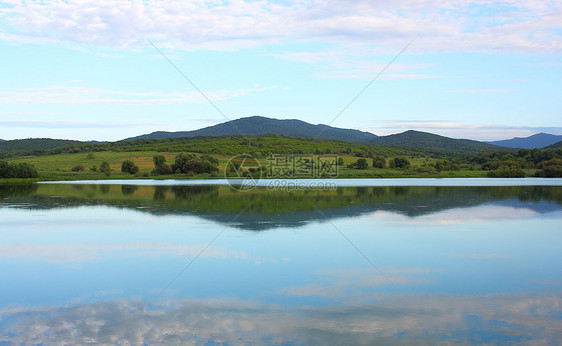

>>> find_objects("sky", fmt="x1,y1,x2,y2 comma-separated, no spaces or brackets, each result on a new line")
0,0,561,142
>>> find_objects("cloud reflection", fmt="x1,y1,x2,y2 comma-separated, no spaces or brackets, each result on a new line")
0,243,281,264
1,294,560,345
370,205,542,225
285,268,439,299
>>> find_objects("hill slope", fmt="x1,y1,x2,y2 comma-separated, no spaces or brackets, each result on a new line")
486,133,562,149
371,130,506,154
545,140,562,149
126,116,378,143
0,138,84,153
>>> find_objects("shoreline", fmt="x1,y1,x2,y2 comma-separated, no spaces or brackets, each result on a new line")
35,177,562,187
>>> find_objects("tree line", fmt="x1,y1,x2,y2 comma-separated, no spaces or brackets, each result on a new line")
0,161,39,179
471,148,562,177
152,153,219,176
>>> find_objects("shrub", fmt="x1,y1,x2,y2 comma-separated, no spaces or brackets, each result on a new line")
0,161,39,178
121,160,139,174
372,156,386,168
535,165,562,178
71,165,85,172
152,155,173,175
355,158,369,170
153,154,167,167
487,166,525,178
171,153,219,175
390,157,411,169
99,161,111,176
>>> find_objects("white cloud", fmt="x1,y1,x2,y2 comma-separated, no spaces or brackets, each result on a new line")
0,0,560,54
0,85,277,105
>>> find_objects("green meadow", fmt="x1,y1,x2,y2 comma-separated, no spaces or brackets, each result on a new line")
2,150,497,181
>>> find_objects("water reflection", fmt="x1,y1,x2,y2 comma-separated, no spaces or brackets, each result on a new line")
1,184,561,231
2,294,560,345
1,182,561,344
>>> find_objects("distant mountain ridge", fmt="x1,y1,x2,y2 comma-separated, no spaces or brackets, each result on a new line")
546,140,562,149
370,130,504,154
2,117,519,155
127,116,507,153
0,138,85,153
126,116,378,143
486,133,562,149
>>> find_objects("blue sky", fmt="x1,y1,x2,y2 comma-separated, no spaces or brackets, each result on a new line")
0,0,561,141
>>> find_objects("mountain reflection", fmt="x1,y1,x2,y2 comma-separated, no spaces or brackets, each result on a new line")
1,183,561,230
1,294,560,345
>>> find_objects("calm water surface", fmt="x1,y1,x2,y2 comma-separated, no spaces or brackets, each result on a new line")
0,180,561,344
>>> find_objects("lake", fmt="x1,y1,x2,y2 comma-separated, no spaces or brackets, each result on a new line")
1,179,561,344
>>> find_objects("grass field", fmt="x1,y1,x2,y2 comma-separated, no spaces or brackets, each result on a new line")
1,151,528,182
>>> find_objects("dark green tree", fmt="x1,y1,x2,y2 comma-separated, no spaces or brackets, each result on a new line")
372,156,386,168
171,153,219,174
392,157,411,169
355,158,369,170
0,161,39,178
171,153,197,173
152,155,172,175
121,160,139,174
0,161,12,177
337,157,344,166
537,165,562,177
99,161,111,176
153,154,167,167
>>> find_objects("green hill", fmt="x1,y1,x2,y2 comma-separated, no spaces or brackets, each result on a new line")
0,138,84,153
25,135,409,158
127,116,505,154
126,116,378,143
371,130,507,154
2,119,510,158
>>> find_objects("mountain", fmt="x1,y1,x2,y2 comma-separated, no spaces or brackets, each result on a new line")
126,116,378,143
0,138,84,153
486,133,562,149
371,130,505,154
545,140,562,149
